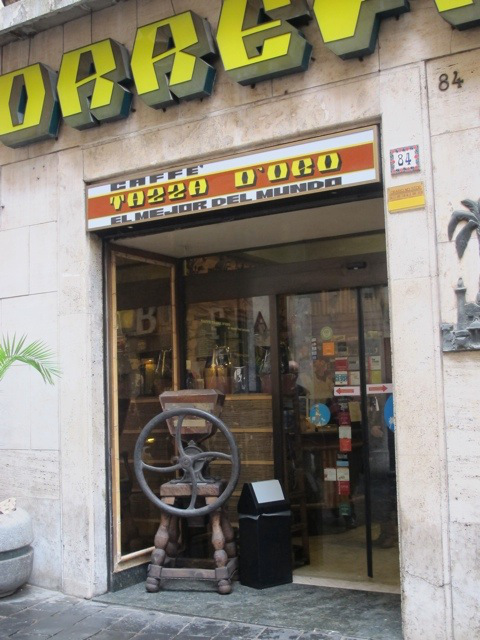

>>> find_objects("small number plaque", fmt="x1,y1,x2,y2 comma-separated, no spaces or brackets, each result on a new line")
390,145,420,175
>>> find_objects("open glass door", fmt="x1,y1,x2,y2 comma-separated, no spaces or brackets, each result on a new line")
108,249,178,572
279,285,399,586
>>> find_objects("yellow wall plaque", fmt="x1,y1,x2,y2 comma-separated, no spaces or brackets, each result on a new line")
387,182,426,212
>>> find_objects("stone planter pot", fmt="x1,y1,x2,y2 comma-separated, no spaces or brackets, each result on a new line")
0,507,34,597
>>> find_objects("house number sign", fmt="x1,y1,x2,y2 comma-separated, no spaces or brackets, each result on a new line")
390,145,420,175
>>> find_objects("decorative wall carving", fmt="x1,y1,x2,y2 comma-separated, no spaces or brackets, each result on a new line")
442,198,480,351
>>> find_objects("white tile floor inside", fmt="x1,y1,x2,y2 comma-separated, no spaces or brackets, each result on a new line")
293,525,400,594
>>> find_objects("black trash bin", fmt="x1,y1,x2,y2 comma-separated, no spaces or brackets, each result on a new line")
237,480,292,589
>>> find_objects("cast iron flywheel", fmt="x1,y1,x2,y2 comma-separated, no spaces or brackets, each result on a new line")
134,408,240,518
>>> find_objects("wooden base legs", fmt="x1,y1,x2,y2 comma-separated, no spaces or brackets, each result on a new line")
146,498,176,593
206,499,235,594
146,500,237,595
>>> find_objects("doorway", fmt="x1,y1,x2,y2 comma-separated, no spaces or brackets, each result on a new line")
108,211,399,589
178,234,398,588
279,286,398,587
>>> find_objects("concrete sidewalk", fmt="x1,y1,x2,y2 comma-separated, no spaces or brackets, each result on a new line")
0,585,368,640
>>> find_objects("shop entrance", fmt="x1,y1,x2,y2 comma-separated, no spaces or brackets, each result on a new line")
182,259,398,587
279,286,398,586
109,200,399,590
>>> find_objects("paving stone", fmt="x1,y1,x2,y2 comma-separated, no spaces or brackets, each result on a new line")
0,615,34,636
22,605,100,636
174,637,211,640
212,621,266,639
7,609,48,625
137,613,189,635
0,588,52,616
130,631,173,640
6,633,51,640
44,615,115,640
299,632,344,640
257,628,303,640
89,631,138,640
88,605,126,625
107,609,162,633
0,584,401,640
28,600,81,616
175,617,229,637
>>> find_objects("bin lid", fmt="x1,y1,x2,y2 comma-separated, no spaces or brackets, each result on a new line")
237,480,290,515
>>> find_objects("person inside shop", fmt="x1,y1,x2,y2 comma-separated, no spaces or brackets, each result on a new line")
369,397,398,548
312,357,335,401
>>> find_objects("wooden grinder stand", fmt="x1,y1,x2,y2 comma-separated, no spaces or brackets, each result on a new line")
134,398,241,595
147,481,238,594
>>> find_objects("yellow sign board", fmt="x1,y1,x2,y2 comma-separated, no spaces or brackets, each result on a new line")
387,182,426,212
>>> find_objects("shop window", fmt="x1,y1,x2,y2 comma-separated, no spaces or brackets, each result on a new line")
185,297,275,511
110,252,177,567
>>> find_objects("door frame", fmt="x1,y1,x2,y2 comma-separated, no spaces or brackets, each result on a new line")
105,239,389,581
105,244,182,576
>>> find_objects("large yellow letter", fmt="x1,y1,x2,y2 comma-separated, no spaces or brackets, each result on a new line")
131,12,217,109
216,0,312,85
0,64,59,148
57,39,132,130
312,0,410,59
434,0,480,29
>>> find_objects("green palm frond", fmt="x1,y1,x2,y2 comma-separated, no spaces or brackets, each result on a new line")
0,334,60,385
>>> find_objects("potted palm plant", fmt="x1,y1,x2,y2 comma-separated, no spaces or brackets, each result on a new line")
0,335,60,597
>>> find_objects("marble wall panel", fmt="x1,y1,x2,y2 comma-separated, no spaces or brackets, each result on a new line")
1,292,58,353
29,25,63,68
138,0,176,27
443,353,480,431
0,226,29,297
0,449,60,499
1,154,60,229
20,496,62,590
2,38,29,74
379,0,452,70
401,571,451,640
427,49,480,138
29,222,58,295
63,14,92,52
449,521,480,637
82,74,381,182
0,365,30,451
92,0,137,51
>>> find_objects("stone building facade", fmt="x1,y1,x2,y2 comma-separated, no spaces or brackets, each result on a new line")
0,1,479,638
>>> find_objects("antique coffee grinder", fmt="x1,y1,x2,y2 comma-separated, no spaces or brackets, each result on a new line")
134,390,240,594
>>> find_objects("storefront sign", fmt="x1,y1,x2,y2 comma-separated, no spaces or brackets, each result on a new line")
0,2,478,148
87,127,380,231
387,181,426,212
435,0,480,29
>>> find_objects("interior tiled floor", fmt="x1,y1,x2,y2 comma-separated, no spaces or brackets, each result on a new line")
293,525,400,591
